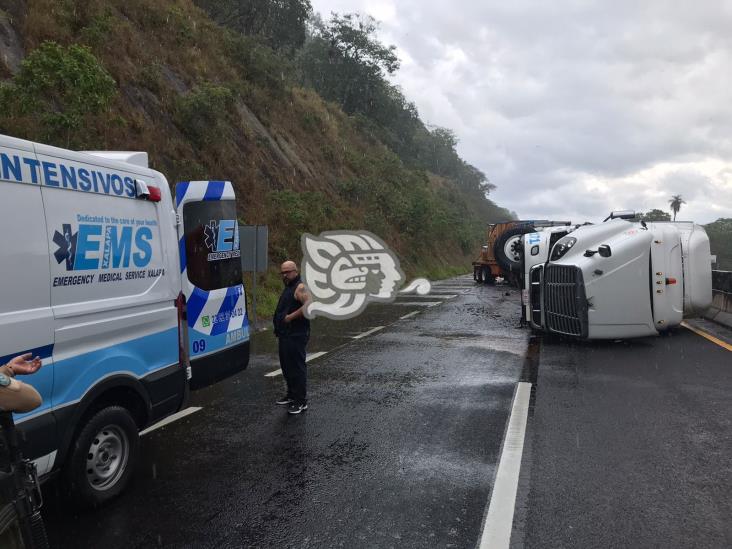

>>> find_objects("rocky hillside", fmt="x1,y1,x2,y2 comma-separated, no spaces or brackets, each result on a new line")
0,0,513,314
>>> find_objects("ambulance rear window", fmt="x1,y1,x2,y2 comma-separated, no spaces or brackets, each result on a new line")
183,200,242,290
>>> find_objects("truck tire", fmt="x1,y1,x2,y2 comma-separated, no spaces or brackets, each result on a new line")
482,265,495,285
494,226,536,274
65,406,139,507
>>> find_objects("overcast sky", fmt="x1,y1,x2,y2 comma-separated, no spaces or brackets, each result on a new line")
309,0,732,224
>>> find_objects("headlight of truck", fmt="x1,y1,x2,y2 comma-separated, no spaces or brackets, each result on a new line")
550,237,577,261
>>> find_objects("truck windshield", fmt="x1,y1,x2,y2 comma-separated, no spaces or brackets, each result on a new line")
183,200,242,291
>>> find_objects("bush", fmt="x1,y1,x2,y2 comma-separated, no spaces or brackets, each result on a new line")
175,82,235,146
0,41,117,145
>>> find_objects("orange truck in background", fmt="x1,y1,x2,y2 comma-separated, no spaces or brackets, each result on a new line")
473,220,571,286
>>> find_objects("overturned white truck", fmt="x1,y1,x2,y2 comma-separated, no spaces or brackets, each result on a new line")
522,211,714,339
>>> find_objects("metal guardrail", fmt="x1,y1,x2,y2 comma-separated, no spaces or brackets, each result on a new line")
712,270,731,293
708,270,732,327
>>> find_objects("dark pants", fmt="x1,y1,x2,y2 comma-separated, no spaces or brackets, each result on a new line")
278,335,308,404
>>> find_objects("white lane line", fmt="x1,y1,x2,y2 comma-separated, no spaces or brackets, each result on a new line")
352,326,385,339
140,407,202,436
393,301,443,307
397,294,457,300
478,382,532,549
265,351,329,377
400,311,419,320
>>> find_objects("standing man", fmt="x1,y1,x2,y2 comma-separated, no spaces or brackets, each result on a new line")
273,260,311,414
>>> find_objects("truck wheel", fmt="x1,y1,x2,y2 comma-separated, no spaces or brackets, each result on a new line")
482,266,495,285
494,226,536,274
66,406,139,507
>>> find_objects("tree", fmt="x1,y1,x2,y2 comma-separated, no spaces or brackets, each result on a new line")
195,0,313,53
668,194,686,221
299,13,399,114
641,209,671,222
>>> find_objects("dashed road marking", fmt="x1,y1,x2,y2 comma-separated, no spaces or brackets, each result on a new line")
393,301,443,306
478,382,532,549
352,326,385,339
397,294,457,300
264,351,329,377
140,407,202,436
681,321,732,351
400,311,419,320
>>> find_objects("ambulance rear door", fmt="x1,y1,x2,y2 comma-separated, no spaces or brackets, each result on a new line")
175,181,249,389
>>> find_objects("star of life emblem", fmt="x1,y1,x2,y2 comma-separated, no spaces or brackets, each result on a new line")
203,220,219,251
301,230,431,320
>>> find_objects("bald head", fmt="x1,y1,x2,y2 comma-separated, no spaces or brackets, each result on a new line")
280,260,299,284
281,261,297,272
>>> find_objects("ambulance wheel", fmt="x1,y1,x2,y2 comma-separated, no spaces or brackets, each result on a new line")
66,406,139,507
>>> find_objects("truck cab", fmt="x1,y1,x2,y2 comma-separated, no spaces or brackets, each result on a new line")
524,213,714,339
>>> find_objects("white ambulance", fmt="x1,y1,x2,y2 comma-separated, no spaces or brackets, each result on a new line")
0,133,250,505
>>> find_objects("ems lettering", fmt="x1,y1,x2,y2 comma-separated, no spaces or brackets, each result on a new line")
54,222,155,271
217,220,238,251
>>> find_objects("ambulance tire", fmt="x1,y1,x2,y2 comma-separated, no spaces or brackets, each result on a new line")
66,406,139,507
494,226,535,274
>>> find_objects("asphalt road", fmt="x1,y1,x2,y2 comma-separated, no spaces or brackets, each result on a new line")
40,276,732,548
513,320,732,548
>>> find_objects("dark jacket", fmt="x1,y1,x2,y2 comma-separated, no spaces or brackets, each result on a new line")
273,276,310,337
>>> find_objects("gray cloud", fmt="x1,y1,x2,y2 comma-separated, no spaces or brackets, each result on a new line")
311,0,732,223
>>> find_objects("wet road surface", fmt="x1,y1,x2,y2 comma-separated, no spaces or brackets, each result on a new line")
40,276,732,548
513,322,732,548
43,276,530,548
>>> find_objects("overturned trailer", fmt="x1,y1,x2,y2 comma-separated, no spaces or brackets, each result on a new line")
522,211,714,339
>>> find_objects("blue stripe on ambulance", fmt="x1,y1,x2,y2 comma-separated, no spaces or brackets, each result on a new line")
0,343,54,365
188,319,250,359
210,285,243,336
13,327,178,424
186,286,209,328
175,181,190,207
178,235,187,273
203,181,225,201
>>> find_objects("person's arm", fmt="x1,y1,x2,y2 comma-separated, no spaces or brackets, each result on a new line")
284,283,311,323
3,353,42,377
0,354,43,413
0,376,42,413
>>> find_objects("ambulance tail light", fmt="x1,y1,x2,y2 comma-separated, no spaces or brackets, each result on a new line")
135,179,162,202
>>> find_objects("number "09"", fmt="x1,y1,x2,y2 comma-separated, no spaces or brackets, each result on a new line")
192,339,206,353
